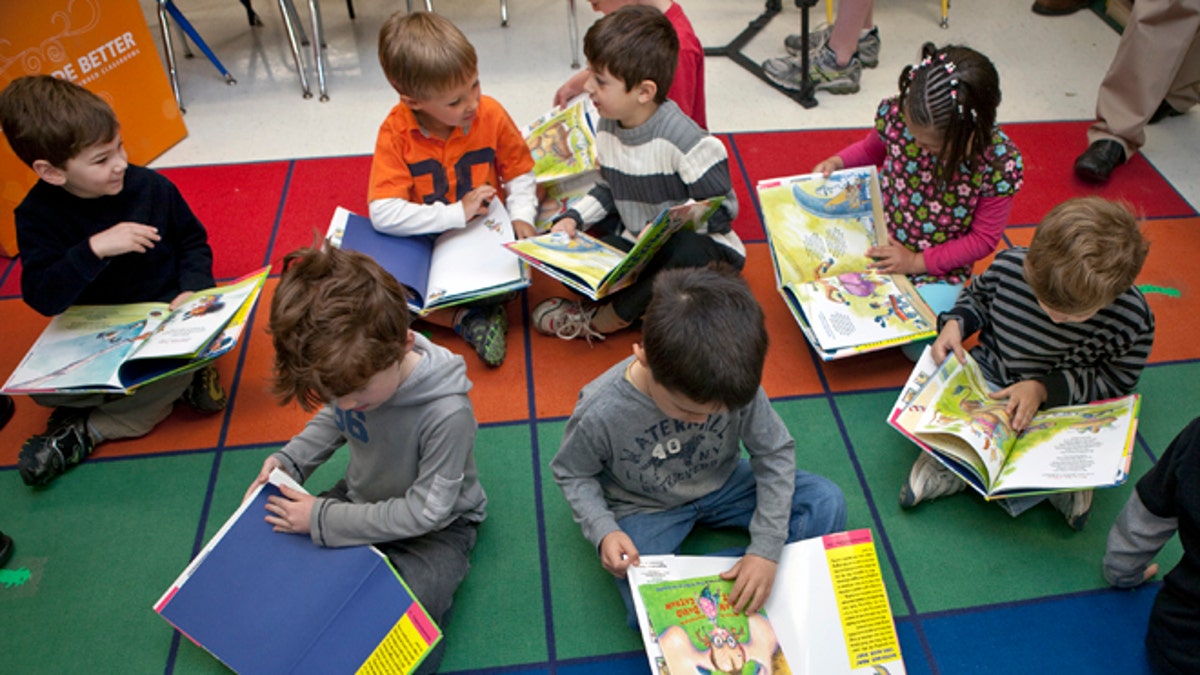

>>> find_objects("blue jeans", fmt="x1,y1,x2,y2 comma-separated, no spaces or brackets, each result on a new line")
612,459,846,628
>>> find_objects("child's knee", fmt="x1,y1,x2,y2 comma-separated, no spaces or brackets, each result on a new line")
790,474,848,539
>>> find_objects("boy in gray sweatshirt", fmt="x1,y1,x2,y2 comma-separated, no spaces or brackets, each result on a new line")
551,265,846,628
244,246,485,674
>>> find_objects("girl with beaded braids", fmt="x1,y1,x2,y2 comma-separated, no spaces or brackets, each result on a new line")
814,42,1023,357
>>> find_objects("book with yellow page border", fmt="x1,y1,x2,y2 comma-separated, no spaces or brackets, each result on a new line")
757,167,937,360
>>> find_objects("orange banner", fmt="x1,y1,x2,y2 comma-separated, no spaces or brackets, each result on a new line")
0,0,187,257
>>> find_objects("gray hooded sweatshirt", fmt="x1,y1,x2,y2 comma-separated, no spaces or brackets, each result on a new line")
273,334,487,548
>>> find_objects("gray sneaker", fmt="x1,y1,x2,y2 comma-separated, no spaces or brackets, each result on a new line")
899,453,966,507
1049,489,1093,531
764,44,863,95
784,25,880,68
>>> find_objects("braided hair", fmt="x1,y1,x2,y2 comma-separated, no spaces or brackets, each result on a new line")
898,42,1000,186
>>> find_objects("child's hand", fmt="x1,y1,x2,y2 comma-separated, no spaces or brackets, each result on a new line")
932,319,966,365
599,530,640,578
462,185,499,220
265,484,316,535
168,291,195,311
720,553,777,615
992,380,1048,432
867,237,926,275
243,455,283,503
551,216,579,239
813,155,844,177
89,222,160,259
512,220,538,240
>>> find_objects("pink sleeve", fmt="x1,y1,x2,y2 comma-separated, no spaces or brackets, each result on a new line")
836,130,886,169
922,196,1013,276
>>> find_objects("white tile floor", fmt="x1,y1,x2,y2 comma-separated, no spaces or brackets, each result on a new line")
141,0,1198,207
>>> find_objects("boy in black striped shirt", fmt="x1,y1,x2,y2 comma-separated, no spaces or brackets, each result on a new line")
900,196,1154,530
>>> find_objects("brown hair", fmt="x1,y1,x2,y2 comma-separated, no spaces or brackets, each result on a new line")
378,11,477,100
0,75,119,168
270,246,412,411
583,5,677,104
641,265,767,410
1024,197,1149,314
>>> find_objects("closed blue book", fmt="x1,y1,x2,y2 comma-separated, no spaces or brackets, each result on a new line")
155,470,440,674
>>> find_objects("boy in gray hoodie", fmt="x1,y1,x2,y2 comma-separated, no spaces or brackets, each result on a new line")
551,265,846,628
244,245,485,674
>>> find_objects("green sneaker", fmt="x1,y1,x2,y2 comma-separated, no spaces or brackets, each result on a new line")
181,364,228,413
456,304,508,366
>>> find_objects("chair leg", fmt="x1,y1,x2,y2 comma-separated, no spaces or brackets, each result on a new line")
346,0,355,20
156,0,185,113
941,0,950,28
567,0,580,68
164,1,237,84
309,0,328,101
500,0,508,26
276,0,313,98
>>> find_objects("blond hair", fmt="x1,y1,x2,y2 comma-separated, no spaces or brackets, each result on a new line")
377,11,477,100
1024,197,1148,314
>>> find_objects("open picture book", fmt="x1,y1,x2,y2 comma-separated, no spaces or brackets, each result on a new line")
888,347,1140,500
757,167,937,360
629,529,906,675
155,469,440,675
523,94,597,184
326,201,529,317
2,268,268,395
503,197,724,301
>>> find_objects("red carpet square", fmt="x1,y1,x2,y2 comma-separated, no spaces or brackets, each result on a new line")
159,161,292,279
273,155,374,268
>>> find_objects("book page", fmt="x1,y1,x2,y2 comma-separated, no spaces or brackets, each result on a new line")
638,575,791,675
758,168,883,285
132,272,265,360
3,303,164,393
990,395,1140,495
787,272,936,352
523,95,597,183
505,231,627,296
597,198,722,297
425,199,527,311
911,355,1013,490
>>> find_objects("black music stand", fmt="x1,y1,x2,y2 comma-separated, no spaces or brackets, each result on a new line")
702,0,819,109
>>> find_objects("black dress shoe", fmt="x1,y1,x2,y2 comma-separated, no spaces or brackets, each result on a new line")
1149,99,1184,125
1074,139,1126,183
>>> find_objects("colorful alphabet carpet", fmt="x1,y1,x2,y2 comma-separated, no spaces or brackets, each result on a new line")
1,121,1197,673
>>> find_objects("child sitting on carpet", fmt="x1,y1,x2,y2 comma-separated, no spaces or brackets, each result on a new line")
368,11,538,367
813,42,1023,359
902,196,1154,530
553,0,708,129
551,265,846,628
245,245,486,675
534,6,743,341
1103,416,1200,675
0,75,226,487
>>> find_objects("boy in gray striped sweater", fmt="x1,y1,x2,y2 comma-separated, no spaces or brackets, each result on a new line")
901,196,1155,530
533,6,744,342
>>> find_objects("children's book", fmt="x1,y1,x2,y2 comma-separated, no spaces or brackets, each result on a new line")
757,167,938,360
327,201,529,317
888,347,1140,500
628,529,906,675
155,469,440,675
503,197,724,301
2,268,268,395
523,95,598,184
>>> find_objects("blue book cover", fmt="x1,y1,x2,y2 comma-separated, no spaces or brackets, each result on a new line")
155,471,440,674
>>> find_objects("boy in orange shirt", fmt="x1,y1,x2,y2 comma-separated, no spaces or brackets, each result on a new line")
368,11,538,367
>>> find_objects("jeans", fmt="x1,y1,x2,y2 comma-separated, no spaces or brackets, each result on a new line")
611,459,846,627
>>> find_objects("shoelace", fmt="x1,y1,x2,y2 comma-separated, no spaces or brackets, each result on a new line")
554,307,606,345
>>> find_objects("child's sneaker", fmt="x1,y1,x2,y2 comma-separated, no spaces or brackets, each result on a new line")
1049,489,1093,531
532,297,605,343
763,46,862,95
899,453,966,507
180,364,227,413
456,304,508,366
784,25,880,68
18,412,94,487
